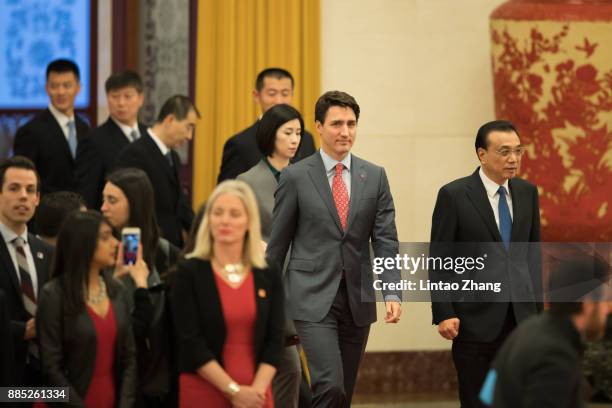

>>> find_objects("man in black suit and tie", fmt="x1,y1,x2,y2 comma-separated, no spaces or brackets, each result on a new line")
13,59,89,196
0,156,53,387
266,91,402,407
217,68,316,182
75,71,147,209
430,120,542,408
115,95,197,247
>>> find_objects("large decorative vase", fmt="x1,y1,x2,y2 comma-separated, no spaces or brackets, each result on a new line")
490,0,612,241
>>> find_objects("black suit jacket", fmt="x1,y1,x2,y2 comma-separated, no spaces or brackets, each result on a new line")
429,168,542,342
172,258,284,373
13,109,90,195
75,118,148,209
490,313,584,407
0,233,52,384
0,290,14,386
115,134,194,247
36,277,137,407
217,121,316,183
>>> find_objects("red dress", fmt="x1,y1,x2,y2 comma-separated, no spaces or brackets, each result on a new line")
179,272,274,408
34,304,117,408
84,303,117,408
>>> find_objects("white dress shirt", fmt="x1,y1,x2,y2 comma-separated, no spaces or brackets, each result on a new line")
112,118,141,142
0,222,39,296
48,103,74,142
320,149,352,199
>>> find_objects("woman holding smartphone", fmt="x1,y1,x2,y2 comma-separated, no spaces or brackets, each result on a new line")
173,180,284,408
36,210,137,407
101,167,179,407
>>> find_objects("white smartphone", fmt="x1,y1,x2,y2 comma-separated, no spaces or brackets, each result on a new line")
121,227,141,265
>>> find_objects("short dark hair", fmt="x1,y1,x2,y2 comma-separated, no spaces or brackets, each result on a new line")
46,59,80,81
256,104,304,157
35,191,85,239
156,95,201,123
255,68,294,91
315,91,360,124
105,168,159,267
475,120,519,153
548,255,611,315
105,70,143,93
0,156,40,192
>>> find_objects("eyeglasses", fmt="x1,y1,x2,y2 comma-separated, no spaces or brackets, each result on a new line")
494,147,526,158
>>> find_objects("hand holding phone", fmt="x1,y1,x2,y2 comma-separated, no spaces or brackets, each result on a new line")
122,227,141,265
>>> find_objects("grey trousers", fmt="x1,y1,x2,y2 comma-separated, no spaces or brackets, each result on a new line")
294,282,370,408
272,344,301,408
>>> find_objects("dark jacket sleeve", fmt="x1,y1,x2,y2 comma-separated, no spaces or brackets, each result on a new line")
527,185,543,312
116,286,137,408
258,267,285,368
266,168,298,275
0,291,14,386
13,124,39,164
36,283,86,407
75,133,104,209
172,261,216,372
217,137,245,183
429,186,458,324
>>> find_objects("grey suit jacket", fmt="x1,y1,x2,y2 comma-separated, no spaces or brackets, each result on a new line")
266,151,400,327
237,160,276,241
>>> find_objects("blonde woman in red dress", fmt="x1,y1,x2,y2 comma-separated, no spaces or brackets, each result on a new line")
173,180,284,408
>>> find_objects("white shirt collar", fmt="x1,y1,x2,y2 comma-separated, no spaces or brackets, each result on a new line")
0,221,28,245
147,128,170,156
48,103,73,127
111,117,139,140
479,167,510,198
320,149,351,173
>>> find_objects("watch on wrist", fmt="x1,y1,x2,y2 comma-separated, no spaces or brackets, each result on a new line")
226,381,240,398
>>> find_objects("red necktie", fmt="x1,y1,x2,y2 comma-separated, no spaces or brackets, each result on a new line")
332,163,349,230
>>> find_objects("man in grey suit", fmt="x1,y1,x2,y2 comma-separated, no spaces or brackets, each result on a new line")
266,91,402,407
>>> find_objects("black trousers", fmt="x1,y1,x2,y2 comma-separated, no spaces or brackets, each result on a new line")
452,306,516,408
294,280,370,408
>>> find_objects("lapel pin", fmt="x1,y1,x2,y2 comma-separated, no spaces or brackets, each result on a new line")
36,252,44,259
258,289,267,298
359,173,366,181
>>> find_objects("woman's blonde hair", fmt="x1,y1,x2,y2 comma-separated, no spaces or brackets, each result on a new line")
187,180,266,268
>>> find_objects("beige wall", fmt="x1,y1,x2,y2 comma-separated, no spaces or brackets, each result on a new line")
321,0,506,351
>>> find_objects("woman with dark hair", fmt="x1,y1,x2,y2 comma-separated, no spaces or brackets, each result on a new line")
237,103,303,407
36,210,137,407
237,103,303,241
173,180,284,408
101,168,180,407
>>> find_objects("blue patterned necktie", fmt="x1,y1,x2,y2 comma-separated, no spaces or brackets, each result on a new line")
497,186,512,250
67,120,77,158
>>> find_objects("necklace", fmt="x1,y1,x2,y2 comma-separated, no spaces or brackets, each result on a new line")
88,275,107,304
223,263,245,283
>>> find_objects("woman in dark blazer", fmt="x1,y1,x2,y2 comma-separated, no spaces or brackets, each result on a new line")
172,180,284,408
237,104,304,407
36,211,137,407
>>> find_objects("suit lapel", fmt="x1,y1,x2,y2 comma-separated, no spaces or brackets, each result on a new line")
307,154,343,233
142,135,178,186
466,170,503,243
28,235,48,298
508,179,522,243
0,239,21,301
44,109,74,163
346,156,366,232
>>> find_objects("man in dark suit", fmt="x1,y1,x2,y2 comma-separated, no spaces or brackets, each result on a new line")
115,95,197,247
0,156,53,387
13,59,89,196
430,120,542,408
217,68,316,182
266,91,402,407
75,71,147,209
482,256,610,408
